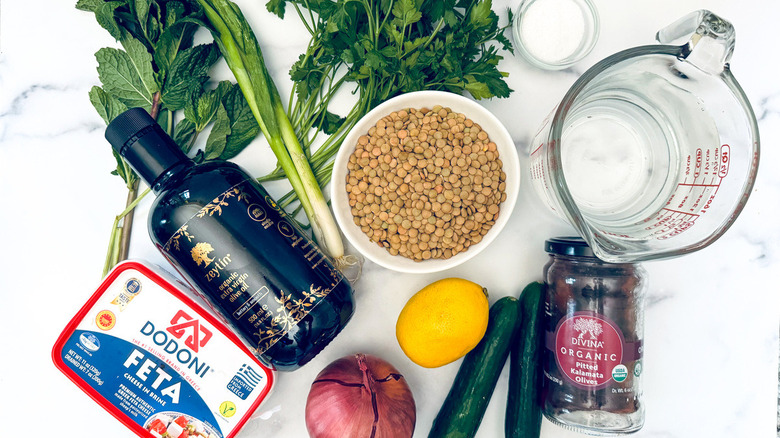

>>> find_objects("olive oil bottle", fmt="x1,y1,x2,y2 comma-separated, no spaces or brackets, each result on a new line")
106,107,354,371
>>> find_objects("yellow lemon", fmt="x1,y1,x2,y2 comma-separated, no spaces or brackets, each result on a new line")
396,278,489,368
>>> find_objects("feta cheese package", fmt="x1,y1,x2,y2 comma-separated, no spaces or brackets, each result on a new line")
52,261,274,438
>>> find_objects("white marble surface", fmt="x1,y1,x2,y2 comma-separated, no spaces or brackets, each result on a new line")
1,0,778,437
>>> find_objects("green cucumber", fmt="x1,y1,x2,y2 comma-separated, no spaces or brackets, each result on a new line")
506,282,545,438
428,296,522,438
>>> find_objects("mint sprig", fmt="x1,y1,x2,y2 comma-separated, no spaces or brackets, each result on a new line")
78,0,261,275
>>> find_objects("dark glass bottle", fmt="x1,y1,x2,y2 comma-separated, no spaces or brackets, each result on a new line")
106,108,355,371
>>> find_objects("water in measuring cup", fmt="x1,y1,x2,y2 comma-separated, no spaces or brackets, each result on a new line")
561,95,678,226
559,74,720,237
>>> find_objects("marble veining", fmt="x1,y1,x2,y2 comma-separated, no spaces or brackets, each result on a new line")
757,93,780,121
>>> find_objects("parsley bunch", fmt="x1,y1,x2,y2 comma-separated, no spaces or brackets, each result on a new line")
77,0,260,275
259,0,514,203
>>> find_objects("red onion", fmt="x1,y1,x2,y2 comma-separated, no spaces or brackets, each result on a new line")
305,353,416,438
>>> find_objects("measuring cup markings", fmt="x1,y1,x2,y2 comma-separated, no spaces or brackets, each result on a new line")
526,11,759,261
642,142,729,239
530,139,561,213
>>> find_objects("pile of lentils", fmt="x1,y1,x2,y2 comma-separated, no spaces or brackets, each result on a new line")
345,105,507,262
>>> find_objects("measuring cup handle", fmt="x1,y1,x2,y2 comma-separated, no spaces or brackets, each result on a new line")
655,10,735,75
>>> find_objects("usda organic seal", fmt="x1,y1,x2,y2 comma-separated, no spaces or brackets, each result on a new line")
611,364,629,382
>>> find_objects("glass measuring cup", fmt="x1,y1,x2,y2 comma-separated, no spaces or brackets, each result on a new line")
528,10,760,262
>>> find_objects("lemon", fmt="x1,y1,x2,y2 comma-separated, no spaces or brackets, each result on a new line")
396,278,489,368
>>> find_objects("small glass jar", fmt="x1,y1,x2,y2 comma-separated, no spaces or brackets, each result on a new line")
512,0,600,70
541,237,646,435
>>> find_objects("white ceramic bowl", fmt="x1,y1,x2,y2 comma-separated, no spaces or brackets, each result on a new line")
331,90,520,273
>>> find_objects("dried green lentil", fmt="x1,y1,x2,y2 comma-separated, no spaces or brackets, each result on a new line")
346,105,506,261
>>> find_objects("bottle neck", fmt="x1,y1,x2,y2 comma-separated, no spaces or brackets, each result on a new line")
150,160,193,194
117,124,194,192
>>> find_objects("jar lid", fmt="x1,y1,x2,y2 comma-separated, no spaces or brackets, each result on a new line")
544,236,597,257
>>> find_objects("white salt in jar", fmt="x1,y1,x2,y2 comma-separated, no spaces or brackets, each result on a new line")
512,0,599,70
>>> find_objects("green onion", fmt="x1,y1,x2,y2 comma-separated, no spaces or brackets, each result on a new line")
195,0,350,267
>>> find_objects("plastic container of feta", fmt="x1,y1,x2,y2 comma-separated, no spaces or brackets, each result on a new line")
52,260,274,438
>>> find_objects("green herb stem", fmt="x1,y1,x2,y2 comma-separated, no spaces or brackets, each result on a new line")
103,221,122,277
116,179,139,263
103,187,152,276
197,0,347,262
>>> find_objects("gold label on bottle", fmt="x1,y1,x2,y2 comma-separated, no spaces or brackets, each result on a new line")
162,181,344,357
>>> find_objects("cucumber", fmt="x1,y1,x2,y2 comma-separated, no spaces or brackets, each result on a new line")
506,282,545,438
428,296,521,438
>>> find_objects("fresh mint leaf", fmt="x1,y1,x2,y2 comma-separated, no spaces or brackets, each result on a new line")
111,150,132,183
89,86,129,123
134,0,152,35
123,36,159,92
156,109,171,131
173,118,197,152
76,0,103,12
147,12,162,49
185,80,231,131
96,1,125,40
162,42,220,110
164,1,186,27
220,84,260,160
95,42,157,108
154,21,197,78
204,103,231,160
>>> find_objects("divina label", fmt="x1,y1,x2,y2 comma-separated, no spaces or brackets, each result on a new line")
52,262,273,438
551,311,642,389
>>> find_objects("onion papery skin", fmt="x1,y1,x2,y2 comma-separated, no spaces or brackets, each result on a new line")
305,353,416,438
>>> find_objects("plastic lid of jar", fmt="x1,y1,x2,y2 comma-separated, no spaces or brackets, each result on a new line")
544,236,597,257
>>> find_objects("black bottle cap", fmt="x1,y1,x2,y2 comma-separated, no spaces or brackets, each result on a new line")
544,236,597,257
105,107,189,187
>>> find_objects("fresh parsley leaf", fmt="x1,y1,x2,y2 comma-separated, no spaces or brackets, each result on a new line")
421,0,456,23
391,0,422,28
266,0,287,19
469,0,493,28
318,110,346,135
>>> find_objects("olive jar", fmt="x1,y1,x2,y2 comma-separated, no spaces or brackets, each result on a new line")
541,237,646,435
